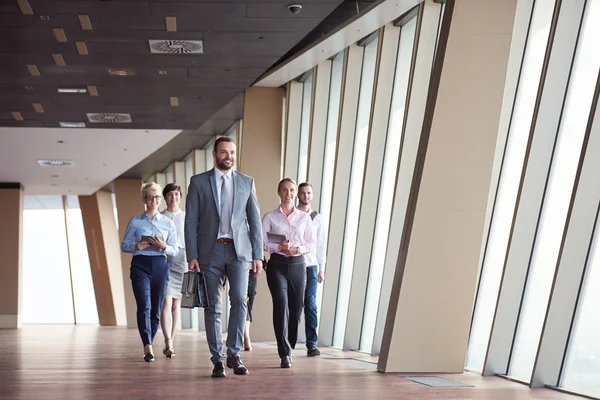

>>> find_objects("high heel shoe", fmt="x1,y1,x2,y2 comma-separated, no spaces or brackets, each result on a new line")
280,356,292,368
163,346,175,358
144,352,154,363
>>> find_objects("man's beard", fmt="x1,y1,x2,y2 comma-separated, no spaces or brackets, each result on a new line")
216,158,234,171
298,199,309,206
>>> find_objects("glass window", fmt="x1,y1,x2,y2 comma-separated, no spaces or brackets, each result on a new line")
509,0,600,381
65,195,98,324
22,195,74,324
561,210,600,397
297,72,313,184
360,18,417,353
466,0,556,372
333,36,379,348
320,52,344,225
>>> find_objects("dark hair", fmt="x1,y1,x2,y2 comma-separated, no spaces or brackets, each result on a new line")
213,136,235,152
277,178,297,193
298,182,313,190
163,183,182,198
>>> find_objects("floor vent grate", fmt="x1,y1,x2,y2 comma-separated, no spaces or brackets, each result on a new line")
402,376,473,387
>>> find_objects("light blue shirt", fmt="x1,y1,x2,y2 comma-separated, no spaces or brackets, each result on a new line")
121,212,178,257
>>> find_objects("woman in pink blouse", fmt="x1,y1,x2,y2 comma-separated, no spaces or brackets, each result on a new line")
262,178,315,368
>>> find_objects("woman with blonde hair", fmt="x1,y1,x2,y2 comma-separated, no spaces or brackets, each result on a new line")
159,183,186,358
262,178,315,368
121,182,178,362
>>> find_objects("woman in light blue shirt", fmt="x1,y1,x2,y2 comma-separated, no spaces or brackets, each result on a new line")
121,182,178,362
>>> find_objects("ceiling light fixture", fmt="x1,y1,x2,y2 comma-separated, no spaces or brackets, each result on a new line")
58,88,87,94
59,122,86,128
38,159,75,167
159,70,167,75
40,15,50,21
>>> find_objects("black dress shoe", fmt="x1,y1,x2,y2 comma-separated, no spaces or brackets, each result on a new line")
226,354,249,375
212,362,226,378
143,353,154,363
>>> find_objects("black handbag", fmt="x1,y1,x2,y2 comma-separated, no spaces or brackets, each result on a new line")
181,271,209,309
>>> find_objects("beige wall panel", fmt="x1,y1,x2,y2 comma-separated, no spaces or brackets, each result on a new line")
193,149,206,175
80,191,128,326
114,178,144,328
239,86,284,341
0,186,24,328
379,0,517,372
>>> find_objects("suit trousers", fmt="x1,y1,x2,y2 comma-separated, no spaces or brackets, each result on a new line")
130,255,169,346
202,242,250,363
267,254,307,359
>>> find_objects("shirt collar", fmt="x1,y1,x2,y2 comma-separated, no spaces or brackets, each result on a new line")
277,205,299,217
214,167,232,181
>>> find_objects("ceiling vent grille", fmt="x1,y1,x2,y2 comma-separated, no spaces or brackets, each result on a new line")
86,113,132,123
38,159,75,167
149,39,203,54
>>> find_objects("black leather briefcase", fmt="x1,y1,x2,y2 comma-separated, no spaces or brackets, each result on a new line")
180,271,209,309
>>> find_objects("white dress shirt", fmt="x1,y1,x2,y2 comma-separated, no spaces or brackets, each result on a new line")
262,206,315,258
161,209,185,249
303,209,327,272
214,167,233,239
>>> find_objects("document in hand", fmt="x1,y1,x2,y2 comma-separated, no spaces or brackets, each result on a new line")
267,232,287,244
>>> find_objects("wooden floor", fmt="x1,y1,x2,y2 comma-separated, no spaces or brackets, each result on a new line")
0,326,580,400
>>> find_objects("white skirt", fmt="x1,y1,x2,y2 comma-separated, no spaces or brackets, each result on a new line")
166,248,187,299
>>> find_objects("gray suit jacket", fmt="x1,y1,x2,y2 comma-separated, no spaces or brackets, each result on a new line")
184,168,263,265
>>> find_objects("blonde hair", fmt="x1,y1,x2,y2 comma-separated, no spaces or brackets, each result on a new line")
277,178,297,193
141,182,162,198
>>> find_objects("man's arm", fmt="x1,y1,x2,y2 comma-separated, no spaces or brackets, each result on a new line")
184,176,199,261
316,215,327,273
246,178,263,261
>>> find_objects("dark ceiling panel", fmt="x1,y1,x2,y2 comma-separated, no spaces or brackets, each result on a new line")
247,2,342,18
29,1,153,16
149,3,247,17
1,0,347,179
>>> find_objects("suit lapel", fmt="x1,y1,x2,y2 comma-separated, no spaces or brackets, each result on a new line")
209,169,219,212
232,170,238,212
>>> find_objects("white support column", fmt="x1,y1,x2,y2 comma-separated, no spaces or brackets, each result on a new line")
283,81,303,180
344,24,400,351
531,73,600,388
318,45,364,347
484,0,586,376
372,0,441,356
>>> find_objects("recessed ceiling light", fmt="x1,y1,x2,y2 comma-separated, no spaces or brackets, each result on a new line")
108,68,137,76
57,140,64,143
123,148,128,151
57,88,87,94
60,122,86,128
38,159,75,167
50,184,57,187
50,174,58,178
40,15,50,20
24,85,34,91
158,70,167,75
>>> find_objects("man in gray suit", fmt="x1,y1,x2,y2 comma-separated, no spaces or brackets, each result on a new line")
185,136,263,378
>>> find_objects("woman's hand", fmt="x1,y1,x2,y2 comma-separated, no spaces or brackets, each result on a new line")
135,240,150,251
278,240,290,252
287,247,299,256
147,234,166,250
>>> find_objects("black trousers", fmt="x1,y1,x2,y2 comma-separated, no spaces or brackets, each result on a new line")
266,254,306,358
